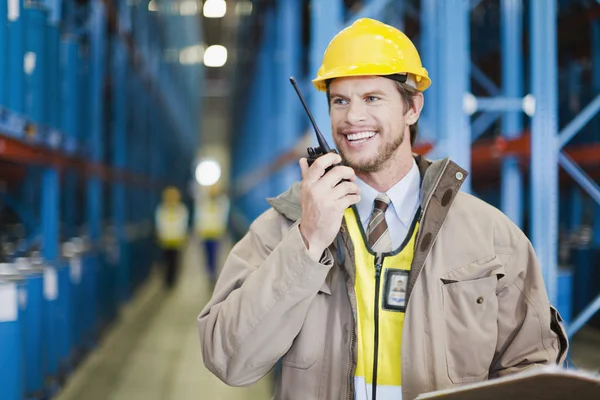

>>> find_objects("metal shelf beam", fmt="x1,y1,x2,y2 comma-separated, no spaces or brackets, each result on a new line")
530,0,559,304
438,0,471,192
7,0,25,114
500,0,524,228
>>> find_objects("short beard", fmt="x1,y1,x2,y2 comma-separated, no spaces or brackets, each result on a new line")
336,129,405,173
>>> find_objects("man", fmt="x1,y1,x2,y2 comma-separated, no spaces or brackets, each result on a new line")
198,18,568,400
195,183,230,285
155,186,189,289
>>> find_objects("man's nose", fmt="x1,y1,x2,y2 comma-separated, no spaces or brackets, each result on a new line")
346,101,367,124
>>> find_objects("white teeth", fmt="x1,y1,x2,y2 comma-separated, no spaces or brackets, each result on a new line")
347,131,376,141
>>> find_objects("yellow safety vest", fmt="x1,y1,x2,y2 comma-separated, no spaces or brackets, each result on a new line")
156,204,189,249
344,207,419,399
196,195,229,239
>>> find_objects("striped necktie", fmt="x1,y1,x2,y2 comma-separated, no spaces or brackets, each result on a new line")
367,193,392,253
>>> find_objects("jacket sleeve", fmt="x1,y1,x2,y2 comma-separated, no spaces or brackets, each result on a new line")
489,230,569,378
197,209,333,386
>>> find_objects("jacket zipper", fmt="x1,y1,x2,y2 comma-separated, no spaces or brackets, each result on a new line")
347,323,354,400
346,160,451,399
371,253,384,400
414,159,450,254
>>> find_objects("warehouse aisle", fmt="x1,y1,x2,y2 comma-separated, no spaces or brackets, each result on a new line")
55,239,274,400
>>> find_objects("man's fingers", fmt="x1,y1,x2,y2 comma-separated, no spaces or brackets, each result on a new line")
312,152,342,170
299,158,309,179
320,165,356,188
341,194,361,209
304,153,342,183
331,181,360,200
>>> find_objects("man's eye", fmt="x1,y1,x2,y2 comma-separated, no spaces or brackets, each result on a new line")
366,96,379,102
333,98,348,105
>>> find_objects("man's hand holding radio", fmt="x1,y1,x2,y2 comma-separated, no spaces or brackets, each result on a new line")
299,153,361,261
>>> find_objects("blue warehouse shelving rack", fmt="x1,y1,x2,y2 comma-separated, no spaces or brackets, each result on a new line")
229,0,600,361
0,1,203,399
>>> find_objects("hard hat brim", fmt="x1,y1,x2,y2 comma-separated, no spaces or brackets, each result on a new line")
313,71,431,92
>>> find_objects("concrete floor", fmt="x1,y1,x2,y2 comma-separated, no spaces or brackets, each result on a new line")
571,325,600,371
55,240,274,400
54,237,600,400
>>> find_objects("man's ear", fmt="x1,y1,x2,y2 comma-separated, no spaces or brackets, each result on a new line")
405,92,424,125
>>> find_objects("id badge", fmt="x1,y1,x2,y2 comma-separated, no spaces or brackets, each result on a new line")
382,269,409,312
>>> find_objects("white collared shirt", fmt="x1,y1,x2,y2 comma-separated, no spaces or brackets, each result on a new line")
354,159,421,250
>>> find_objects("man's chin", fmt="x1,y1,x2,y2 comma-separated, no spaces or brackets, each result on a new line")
337,147,379,170
343,157,379,173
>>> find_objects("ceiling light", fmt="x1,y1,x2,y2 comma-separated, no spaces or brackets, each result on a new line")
148,0,158,12
203,45,227,67
8,0,19,21
195,159,221,186
203,0,226,18
180,0,199,16
179,44,205,65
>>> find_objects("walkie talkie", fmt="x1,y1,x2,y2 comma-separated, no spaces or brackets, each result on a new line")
289,77,341,170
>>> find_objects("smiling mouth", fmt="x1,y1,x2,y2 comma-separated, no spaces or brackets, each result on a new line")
345,131,377,144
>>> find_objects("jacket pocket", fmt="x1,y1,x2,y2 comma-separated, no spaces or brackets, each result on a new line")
282,298,325,369
441,275,499,383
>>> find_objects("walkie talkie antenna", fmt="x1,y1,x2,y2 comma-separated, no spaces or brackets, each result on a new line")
289,77,331,153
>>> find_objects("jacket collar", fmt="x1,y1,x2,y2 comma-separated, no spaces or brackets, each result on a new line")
266,155,462,220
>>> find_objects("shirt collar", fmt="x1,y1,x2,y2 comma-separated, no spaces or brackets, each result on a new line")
355,159,421,228
355,178,379,227
387,159,421,227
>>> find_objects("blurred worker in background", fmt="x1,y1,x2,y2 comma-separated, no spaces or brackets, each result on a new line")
195,183,230,286
198,18,568,399
155,186,189,289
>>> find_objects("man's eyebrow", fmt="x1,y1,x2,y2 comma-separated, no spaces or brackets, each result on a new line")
330,89,387,98
329,91,348,99
364,89,387,96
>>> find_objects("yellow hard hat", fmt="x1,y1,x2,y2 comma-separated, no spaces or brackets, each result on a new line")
163,186,181,204
207,182,221,197
312,18,431,92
